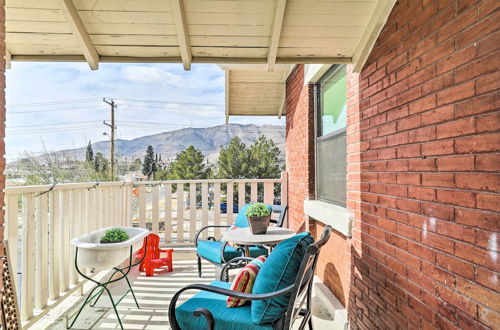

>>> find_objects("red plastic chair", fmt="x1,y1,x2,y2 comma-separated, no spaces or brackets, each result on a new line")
135,233,174,276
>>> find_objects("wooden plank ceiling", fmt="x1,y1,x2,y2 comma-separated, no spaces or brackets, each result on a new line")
5,0,396,117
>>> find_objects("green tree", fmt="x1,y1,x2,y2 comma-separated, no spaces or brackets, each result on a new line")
85,141,94,164
93,152,109,179
248,136,281,179
142,145,157,179
216,137,250,179
166,145,211,180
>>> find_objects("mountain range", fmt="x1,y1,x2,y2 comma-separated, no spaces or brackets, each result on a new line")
46,124,285,164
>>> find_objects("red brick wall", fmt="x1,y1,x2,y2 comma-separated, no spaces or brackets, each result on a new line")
285,65,353,306
285,0,499,327
285,65,315,233
349,0,499,329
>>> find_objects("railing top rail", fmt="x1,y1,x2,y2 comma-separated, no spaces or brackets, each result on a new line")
4,177,285,195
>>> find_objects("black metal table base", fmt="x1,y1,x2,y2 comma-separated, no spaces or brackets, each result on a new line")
67,238,147,330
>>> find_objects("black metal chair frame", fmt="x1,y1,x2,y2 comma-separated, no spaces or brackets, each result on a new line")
194,205,288,280
170,225,332,330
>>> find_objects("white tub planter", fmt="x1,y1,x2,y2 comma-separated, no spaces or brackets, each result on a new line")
71,227,149,270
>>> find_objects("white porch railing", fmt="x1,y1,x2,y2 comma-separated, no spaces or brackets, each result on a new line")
3,174,287,328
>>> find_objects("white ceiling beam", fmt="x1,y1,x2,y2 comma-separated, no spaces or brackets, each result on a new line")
277,83,286,119
58,0,99,70
170,0,192,71
225,70,230,124
5,50,11,69
267,0,287,72
352,0,396,72
11,55,352,65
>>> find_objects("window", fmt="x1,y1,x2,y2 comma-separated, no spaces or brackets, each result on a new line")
315,65,347,207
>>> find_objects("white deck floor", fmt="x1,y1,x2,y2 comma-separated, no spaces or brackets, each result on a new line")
33,258,340,330
37,259,216,329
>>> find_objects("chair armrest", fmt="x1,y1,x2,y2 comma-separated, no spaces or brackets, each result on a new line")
219,257,255,281
168,283,294,330
194,225,230,247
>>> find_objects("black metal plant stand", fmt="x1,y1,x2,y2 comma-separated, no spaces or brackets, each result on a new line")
67,238,147,330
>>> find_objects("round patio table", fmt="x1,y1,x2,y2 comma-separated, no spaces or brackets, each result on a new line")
222,227,296,256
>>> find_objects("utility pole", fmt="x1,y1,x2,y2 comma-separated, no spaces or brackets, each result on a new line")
103,98,117,180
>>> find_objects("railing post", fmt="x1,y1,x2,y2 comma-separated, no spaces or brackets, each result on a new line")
227,182,234,225
49,190,60,301
189,183,196,241
201,182,208,239
164,183,172,243
280,171,288,206
6,194,19,276
21,193,35,321
152,185,159,234
214,183,221,239
35,193,49,310
176,183,184,243
138,185,146,229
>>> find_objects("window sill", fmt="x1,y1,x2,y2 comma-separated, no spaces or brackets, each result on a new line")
304,200,352,238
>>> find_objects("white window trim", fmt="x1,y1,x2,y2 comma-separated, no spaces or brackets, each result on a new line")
304,200,352,237
307,64,351,238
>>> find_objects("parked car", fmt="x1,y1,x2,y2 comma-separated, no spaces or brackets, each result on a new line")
220,202,239,213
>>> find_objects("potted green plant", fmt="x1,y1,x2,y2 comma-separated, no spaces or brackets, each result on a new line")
100,227,130,244
246,203,272,235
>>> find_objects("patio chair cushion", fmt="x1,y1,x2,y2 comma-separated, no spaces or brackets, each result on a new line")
227,256,267,307
176,280,275,330
251,232,314,324
234,204,272,228
197,240,268,264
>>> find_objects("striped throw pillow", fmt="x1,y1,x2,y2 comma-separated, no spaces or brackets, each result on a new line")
226,256,266,308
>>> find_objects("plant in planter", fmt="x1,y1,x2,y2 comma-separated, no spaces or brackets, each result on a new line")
100,227,130,244
245,203,272,235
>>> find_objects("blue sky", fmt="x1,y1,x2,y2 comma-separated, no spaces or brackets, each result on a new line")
6,62,284,160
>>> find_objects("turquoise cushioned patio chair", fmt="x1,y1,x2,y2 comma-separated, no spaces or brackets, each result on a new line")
195,204,287,280
169,225,332,330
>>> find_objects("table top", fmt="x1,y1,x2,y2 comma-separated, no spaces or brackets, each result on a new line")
222,227,296,245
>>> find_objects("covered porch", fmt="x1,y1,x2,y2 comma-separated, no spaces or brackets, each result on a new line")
2,0,499,330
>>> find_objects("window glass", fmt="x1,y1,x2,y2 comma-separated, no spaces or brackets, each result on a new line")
318,66,347,137
316,65,347,206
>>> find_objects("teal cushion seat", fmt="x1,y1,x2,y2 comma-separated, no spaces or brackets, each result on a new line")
175,280,275,330
197,240,268,264
251,232,314,324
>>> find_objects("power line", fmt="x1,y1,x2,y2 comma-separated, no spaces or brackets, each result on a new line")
7,105,107,114
115,98,224,107
7,98,100,108
7,120,103,128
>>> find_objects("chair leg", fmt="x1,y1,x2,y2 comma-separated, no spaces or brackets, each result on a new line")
197,255,202,277
308,317,313,330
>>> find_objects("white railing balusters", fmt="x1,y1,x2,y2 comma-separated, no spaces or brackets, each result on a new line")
251,182,258,202
164,183,172,243
214,183,221,239
4,174,287,327
35,193,49,310
238,182,245,209
201,182,208,239
176,183,184,243
189,183,196,239
6,194,18,275
21,193,35,321
227,183,234,226
152,185,159,234
49,190,60,301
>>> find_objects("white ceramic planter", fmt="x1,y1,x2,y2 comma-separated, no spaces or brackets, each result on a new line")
71,227,149,270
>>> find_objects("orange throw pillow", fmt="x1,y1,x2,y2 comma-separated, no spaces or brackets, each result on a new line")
226,256,266,307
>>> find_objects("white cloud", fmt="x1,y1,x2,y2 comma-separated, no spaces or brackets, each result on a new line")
122,66,185,87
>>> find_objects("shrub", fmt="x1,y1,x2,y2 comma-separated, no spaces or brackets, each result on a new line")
100,227,129,243
245,203,271,217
